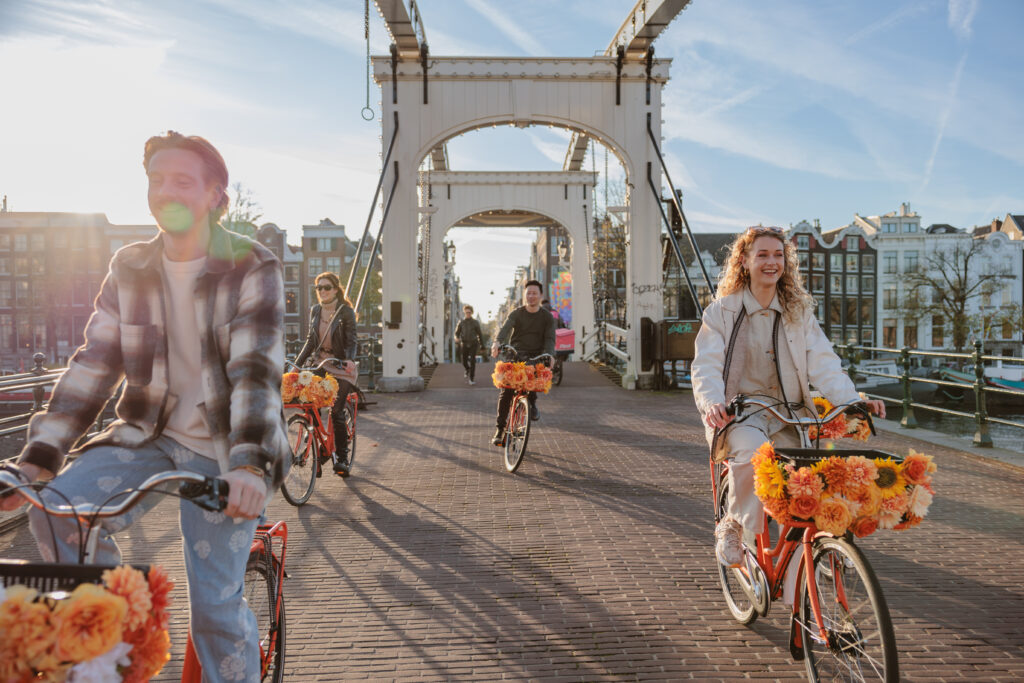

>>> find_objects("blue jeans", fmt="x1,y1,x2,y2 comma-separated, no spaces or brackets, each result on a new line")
28,435,261,682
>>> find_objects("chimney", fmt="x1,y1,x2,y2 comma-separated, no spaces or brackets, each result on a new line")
900,202,910,216
813,218,820,229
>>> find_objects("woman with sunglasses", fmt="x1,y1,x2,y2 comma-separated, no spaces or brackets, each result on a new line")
691,226,885,568
295,272,358,475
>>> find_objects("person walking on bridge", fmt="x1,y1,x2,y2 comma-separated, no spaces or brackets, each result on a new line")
455,304,485,384
491,280,555,445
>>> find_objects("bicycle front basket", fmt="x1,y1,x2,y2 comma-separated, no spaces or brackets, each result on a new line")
0,559,149,593
773,447,901,470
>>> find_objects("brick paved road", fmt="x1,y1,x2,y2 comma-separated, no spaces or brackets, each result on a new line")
2,362,1023,681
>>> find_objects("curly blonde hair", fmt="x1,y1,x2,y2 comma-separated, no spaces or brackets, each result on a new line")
716,226,813,323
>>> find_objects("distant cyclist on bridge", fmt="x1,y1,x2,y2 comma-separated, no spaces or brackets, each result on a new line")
455,304,485,385
491,279,555,445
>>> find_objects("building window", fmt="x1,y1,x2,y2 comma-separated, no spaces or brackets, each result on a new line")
326,256,341,275
811,275,824,292
812,253,824,270
861,328,873,344
883,319,897,347
798,252,809,269
883,287,898,309
30,234,45,251
861,275,875,292
1002,321,1013,340
284,265,299,282
316,238,334,252
830,253,843,271
31,256,45,276
0,314,11,349
797,235,810,249
0,257,9,275
53,232,67,249
904,251,918,273
860,298,874,326
905,222,918,233
285,290,298,315
816,300,825,323
14,234,27,252
286,323,300,341
307,257,323,279
0,235,9,250
846,275,858,294
15,280,29,307
14,257,28,275
830,274,842,292
882,222,898,233
845,298,858,327
829,299,841,326
845,254,859,272
845,236,859,251
72,280,89,306
861,254,874,271
0,282,10,307
931,315,944,347
904,324,917,348
882,252,897,274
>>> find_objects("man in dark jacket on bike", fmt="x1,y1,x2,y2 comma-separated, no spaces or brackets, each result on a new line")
455,304,485,384
490,280,555,445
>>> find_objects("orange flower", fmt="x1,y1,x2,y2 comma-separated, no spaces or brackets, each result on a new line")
52,582,128,662
850,516,879,538
122,624,171,683
846,483,882,517
0,585,55,679
812,457,850,495
762,496,793,525
788,495,820,519
147,565,175,629
900,450,936,486
103,565,152,631
815,496,854,536
848,417,872,441
893,514,923,530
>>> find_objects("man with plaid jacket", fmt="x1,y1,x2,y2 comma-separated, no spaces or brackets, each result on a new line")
0,131,289,679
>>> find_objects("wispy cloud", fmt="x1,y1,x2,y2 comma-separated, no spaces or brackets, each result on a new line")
844,2,930,45
920,52,969,193
461,0,549,56
947,0,979,41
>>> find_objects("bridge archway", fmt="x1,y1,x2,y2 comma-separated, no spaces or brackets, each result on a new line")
421,170,597,360
372,56,670,390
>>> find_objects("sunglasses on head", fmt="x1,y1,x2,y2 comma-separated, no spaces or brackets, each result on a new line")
748,225,784,236
316,284,335,291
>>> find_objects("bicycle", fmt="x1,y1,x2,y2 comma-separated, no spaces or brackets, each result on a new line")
0,468,287,682
494,345,553,473
281,356,359,506
711,394,899,682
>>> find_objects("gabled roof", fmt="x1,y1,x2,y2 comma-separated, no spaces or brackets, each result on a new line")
926,223,962,234
692,232,736,265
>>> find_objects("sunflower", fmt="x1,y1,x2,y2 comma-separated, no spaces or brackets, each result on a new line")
873,456,907,499
753,455,787,500
812,395,833,417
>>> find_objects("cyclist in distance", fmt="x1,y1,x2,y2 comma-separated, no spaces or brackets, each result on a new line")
690,225,885,569
455,304,485,385
294,271,358,474
0,131,290,679
490,279,556,445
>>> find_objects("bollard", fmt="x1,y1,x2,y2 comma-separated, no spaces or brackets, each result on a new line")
31,352,47,414
972,340,992,447
900,347,917,428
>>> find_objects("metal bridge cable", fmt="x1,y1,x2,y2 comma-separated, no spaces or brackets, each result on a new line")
646,112,714,296
346,111,399,297
361,0,374,120
648,160,702,317
354,159,399,314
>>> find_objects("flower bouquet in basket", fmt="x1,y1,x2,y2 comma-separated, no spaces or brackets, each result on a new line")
281,370,339,408
491,361,553,394
807,396,872,441
752,443,937,538
0,564,174,682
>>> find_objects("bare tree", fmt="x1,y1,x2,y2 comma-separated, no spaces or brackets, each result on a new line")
222,182,263,237
898,236,1012,353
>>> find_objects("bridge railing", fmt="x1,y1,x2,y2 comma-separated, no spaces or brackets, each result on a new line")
580,321,629,375
836,341,1024,448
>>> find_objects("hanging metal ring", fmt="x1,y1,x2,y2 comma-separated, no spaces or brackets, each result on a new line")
361,107,375,121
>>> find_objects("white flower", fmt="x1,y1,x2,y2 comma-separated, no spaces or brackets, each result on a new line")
297,370,314,386
67,641,133,682
907,485,933,518
877,509,902,530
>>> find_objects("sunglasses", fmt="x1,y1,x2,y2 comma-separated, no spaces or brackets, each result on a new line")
748,225,784,236
315,284,335,291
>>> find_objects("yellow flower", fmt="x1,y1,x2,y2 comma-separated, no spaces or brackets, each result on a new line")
0,584,56,678
754,455,786,500
812,395,833,417
873,457,907,499
53,582,128,662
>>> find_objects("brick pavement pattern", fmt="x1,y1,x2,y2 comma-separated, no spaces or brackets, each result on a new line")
2,361,1023,680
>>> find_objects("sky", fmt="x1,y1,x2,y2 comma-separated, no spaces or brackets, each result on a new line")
2,0,1022,321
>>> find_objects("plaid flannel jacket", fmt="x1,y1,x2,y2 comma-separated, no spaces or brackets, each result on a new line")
18,225,290,488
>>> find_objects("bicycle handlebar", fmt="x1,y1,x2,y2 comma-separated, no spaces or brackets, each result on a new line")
725,394,873,432
0,468,229,517
286,357,350,372
496,344,553,366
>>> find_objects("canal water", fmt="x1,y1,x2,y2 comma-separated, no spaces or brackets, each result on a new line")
889,405,1024,454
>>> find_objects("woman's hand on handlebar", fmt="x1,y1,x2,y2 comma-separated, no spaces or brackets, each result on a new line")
0,463,45,512
704,402,734,430
862,399,886,420
220,469,267,519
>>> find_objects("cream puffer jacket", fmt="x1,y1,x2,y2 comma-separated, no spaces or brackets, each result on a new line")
691,291,861,460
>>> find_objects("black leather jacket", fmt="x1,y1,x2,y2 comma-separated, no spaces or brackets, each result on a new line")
296,303,357,365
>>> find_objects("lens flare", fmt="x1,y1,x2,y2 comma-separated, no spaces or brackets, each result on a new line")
156,202,195,233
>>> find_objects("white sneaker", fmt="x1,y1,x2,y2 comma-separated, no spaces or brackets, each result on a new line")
469,379,475,385
715,516,745,567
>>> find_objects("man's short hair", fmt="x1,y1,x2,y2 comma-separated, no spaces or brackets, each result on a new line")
524,279,543,293
144,131,230,222
463,304,473,313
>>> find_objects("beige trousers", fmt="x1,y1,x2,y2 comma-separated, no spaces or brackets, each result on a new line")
725,418,800,534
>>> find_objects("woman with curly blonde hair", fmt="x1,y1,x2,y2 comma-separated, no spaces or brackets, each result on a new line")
691,226,884,571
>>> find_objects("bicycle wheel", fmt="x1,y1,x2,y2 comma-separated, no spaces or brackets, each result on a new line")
553,360,563,386
281,413,317,506
715,473,765,624
343,396,357,470
246,548,285,682
503,395,530,472
798,536,898,682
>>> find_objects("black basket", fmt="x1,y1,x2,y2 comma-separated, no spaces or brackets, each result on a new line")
773,447,901,470
0,559,149,593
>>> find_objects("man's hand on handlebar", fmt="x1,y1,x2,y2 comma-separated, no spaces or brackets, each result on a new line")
220,469,267,519
705,402,734,430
